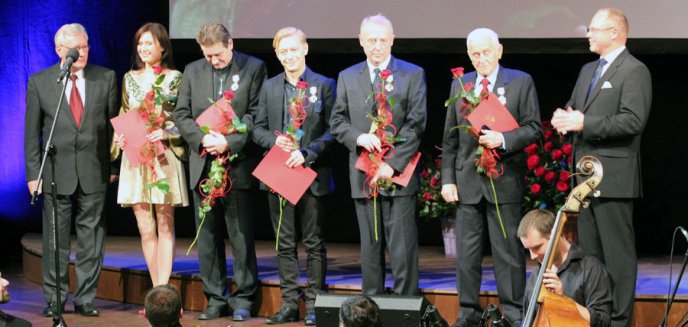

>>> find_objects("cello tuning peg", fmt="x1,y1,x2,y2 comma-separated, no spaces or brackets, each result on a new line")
582,199,591,208
593,190,601,197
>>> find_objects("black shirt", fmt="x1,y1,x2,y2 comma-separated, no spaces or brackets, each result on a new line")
524,243,613,327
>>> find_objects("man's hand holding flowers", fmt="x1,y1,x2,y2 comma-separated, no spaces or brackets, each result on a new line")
478,129,504,149
357,133,382,153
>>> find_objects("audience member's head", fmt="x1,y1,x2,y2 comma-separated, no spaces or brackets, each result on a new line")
339,295,382,327
0,275,10,304
144,285,182,327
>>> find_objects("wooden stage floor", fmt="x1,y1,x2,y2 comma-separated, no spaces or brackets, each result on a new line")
10,233,688,326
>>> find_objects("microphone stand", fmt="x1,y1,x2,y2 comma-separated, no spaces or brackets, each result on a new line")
659,245,688,327
30,66,71,327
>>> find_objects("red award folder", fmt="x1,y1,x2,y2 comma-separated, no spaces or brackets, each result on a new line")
467,94,519,134
195,98,237,134
111,110,166,167
252,145,317,205
355,151,421,187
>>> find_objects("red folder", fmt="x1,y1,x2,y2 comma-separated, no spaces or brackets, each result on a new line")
195,98,237,134
111,110,166,167
252,145,317,205
355,151,421,187
467,94,518,134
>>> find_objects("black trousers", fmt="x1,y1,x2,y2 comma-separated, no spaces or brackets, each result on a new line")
454,200,525,322
41,184,106,307
578,197,636,327
267,191,327,310
193,188,258,311
354,195,419,295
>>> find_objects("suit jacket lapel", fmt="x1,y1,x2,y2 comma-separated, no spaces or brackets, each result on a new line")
81,65,95,130
270,72,285,131
53,64,78,128
200,63,214,106
584,49,628,111
494,66,510,92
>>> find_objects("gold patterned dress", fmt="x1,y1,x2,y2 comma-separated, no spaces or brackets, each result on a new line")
111,70,189,206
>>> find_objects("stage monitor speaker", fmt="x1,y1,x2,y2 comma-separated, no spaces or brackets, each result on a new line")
314,294,430,327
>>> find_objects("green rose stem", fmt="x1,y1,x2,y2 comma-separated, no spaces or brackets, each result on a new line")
275,195,287,250
489,177,507,239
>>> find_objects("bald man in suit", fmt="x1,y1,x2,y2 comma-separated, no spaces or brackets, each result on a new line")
552,8,652,327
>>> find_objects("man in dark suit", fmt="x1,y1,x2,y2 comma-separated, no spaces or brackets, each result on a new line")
24,23,118,318
441,28,541,326
330,14,426,296
551,8,652,327
252,27,335,326
172,22,267,321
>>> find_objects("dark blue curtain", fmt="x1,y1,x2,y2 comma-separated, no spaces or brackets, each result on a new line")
0,1,165,223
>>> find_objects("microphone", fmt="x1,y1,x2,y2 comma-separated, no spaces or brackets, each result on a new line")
680,226,688,242
56,48,80,83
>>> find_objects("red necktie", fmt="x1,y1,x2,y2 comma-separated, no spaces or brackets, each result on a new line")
480,77,490,98
69,74,84,127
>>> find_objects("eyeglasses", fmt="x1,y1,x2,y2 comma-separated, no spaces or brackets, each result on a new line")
363,38,391,47
59,44,89,52
587,26,615,33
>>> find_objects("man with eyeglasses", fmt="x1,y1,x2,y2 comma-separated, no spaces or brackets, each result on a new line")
440,27,541,327
551,8,651,327
25,23,118,318
330,14,426,296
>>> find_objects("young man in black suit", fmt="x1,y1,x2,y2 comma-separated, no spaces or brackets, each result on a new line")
252,27,335,326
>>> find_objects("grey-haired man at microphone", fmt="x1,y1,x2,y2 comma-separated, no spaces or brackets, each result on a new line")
24,23,118,318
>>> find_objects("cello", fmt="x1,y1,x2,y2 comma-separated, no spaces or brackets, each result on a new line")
522,156,603,327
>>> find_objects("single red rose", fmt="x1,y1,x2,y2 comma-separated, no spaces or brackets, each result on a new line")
545,171,556,182
556,181,570,192
525,144,538,155
562,143,573,155
430,177,440,188
526,155,541,170
559,170,571,182
542,120,552,129
296,81,308,90
423,192,433,201
420,169,429,178
551,149,564,161
451,67,465,79
544,129,553,140
434,158,442,167
543,142,553,152
145,89,155,100
534,166,546,177
152,65,163,75
380,69,391,80
463,82,474,92
530,183,541,195
223,90,234,100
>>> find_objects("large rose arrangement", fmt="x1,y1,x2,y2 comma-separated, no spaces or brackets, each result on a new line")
417,153,456,219
524,120,573,211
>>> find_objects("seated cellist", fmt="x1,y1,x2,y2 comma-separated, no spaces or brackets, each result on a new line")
520,209,613,327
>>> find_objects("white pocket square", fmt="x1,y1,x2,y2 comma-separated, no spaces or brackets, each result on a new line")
601,81,613,89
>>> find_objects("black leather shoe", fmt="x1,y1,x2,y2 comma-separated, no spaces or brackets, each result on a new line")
265,306,299,324
42,303,64,317
304,309,316,326
74,303,100,317
199,305,228,320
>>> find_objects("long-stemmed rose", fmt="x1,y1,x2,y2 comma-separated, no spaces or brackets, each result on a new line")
187,90,244,255
273,81,311,250
364,68,405,241
445,67,507,238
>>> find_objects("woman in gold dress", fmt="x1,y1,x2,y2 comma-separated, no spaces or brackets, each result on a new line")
112,23,188,286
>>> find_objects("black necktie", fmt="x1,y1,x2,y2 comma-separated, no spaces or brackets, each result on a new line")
587,58,607,98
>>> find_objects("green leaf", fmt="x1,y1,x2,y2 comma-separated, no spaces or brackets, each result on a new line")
154,74,166,85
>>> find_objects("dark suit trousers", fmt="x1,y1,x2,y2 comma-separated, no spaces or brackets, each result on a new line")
578,198,636,327
41,184,106,306
267,191,327,310
193,188,258,311
455,200,525,322
354,195,419,296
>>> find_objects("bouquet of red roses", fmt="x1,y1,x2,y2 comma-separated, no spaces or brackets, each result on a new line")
418,152,456,219
524,120,573,211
